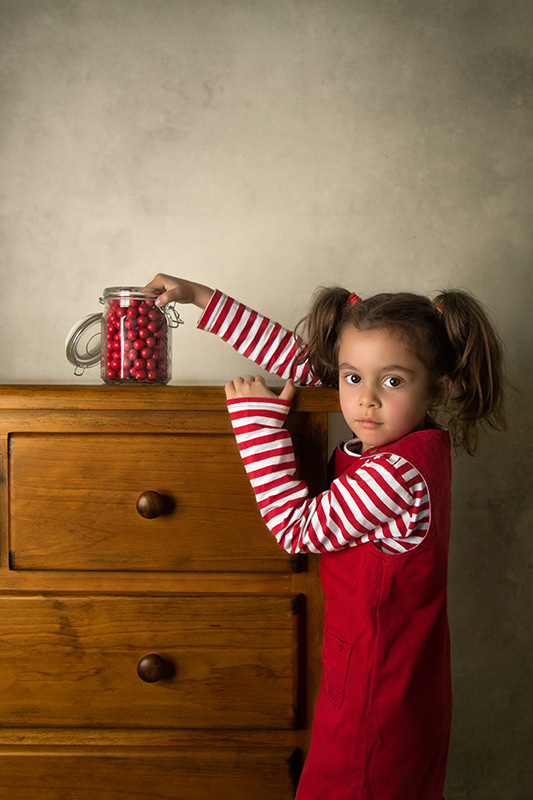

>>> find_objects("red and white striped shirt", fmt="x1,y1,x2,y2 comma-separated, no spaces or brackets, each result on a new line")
199,291,430,554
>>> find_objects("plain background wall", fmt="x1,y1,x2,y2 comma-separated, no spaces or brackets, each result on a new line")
0,1,531,797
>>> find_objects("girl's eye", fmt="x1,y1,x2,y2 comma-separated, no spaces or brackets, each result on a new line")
384,376,404,388
344,373,361,385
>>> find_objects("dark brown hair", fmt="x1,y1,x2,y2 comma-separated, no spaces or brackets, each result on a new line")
295,286,507,455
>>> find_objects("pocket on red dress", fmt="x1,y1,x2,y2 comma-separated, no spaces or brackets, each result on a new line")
322,628,352,709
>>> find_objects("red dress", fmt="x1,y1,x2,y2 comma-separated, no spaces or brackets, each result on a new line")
296,429,452,800
200,291,453,798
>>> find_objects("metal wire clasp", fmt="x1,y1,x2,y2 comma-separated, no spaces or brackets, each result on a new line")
162,303,185,328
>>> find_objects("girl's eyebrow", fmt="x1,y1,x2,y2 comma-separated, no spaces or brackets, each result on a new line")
338,362,416,375
338,362,358,371
382,364,416,374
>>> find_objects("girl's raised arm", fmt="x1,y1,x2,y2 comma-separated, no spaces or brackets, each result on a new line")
145,274,319,386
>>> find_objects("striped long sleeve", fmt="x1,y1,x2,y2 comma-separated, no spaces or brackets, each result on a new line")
227,397,430,555
198,289,320,385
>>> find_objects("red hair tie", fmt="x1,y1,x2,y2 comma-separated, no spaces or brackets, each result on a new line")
348,292,361,306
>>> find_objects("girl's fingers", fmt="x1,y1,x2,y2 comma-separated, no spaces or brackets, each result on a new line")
225,376,296,402
279,379,296,403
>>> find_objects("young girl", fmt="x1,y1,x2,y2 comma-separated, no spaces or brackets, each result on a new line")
146,274,506,800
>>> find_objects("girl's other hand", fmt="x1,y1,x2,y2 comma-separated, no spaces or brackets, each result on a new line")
144,273,214,310
225,376,296,403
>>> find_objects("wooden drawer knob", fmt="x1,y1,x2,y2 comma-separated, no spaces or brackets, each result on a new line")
137,653,166,683
136,491,163,519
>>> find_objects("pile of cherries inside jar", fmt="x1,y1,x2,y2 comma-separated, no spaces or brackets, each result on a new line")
103,294,169,384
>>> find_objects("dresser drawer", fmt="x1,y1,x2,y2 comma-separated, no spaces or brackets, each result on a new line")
0,595,302,730
8,433,296,572
0,745,299,800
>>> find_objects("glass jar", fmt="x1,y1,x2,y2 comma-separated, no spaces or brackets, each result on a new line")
66,286,183,384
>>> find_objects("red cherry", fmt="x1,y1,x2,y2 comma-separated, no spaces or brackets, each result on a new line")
107,368,118,379
124,318,136,330
138,327,149,339
126,307,138,317
138,303,150,315
127,349,137,361
134,358,146,370
145,336,156,348
129,298,141,308
133,339,144,350
122,357,132,369
135,369,147,381
116,307,127,318
146,358,157,370
147,370,157,381
140,347,153,359
129,366,137,377
127,329,137,341
136,315,149,327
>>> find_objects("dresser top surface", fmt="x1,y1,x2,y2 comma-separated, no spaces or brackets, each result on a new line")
0,384,341,412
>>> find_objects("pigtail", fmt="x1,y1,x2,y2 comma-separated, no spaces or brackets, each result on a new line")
434,290,507,455
295,286,352,385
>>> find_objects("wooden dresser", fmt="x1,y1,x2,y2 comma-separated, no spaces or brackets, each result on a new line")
0,385,339,799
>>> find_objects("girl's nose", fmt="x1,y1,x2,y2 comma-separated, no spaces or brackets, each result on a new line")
359,387,381,408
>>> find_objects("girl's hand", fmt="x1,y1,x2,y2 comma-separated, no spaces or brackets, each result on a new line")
225,376,296,403
144,273,214,310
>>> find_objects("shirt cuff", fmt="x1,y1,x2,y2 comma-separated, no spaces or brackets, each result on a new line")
197,289,226,331
226,396,292,429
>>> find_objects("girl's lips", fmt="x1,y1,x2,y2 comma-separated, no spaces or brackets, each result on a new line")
357,418,382,429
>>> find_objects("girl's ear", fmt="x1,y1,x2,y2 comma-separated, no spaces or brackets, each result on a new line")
430,376,453,408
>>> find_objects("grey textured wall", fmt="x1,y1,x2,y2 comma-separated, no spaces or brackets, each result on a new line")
0,1,531,797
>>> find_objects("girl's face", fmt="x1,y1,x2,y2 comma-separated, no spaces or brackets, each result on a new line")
337,326,444,453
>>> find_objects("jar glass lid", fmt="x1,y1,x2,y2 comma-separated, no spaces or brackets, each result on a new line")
101,286,161,301
65,313,102,375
